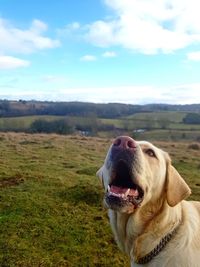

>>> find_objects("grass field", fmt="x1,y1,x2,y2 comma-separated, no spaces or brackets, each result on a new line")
0,133,200,266
100,112,200,141
126,111,186,122
1,112,200,142
0,116,65,131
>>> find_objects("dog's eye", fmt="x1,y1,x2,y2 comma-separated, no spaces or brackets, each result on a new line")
145,149,156,158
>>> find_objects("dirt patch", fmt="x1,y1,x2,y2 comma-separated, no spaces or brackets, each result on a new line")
188,143,200,150
0,176,24,188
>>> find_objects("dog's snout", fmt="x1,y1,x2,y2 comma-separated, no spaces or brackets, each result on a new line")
113,136,137,150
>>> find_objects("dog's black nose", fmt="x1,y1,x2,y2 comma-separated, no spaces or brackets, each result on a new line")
113,136,137,150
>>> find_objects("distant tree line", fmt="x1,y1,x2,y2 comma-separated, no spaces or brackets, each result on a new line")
0,100,11,116
30,119,74,134
0,100,142,118
29,117,115,135
1,100,200,119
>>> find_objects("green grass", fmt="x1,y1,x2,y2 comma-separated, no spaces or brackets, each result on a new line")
0,116,65,131
0,133,129,267
100,112,200,132
126,111,187,123
0,133,200,266
1,113,200,142
132,129,200,142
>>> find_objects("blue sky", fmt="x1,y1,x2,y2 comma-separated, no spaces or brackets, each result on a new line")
1,0,200,104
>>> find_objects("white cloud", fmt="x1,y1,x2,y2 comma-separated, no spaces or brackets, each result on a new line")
85,0,200,54
187,51,200,61
80,55,97,61
67,22,80,30
57,22,81,37
3,83,199,104
102,51,117,57
42,75,68,83
85,20,117,47
30,19,48,33
0,56,30,69
0,18,60,54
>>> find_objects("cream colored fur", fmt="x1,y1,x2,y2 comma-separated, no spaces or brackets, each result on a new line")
97,140,200,267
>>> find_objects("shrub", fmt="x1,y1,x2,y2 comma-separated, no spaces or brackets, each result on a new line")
30,119,73,134
183,113,200,124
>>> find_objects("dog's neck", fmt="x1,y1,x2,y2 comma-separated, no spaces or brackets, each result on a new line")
108,198,182,262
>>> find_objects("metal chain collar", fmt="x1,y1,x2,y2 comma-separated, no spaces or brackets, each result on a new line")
136,225,180,265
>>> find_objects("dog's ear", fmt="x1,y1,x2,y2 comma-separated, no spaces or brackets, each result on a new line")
96,167,102,179
96,167,105,188
166,164,191,207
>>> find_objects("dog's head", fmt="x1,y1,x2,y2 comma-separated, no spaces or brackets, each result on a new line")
97,136,191,213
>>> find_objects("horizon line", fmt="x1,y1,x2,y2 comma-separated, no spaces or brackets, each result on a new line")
0,98,200,106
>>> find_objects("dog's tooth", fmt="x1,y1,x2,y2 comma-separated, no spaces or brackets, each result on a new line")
125,188,130,197
107,185,111,192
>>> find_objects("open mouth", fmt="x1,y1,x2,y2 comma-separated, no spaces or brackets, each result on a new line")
105,159,144,210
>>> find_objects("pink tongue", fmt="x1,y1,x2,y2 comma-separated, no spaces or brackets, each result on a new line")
110,185,139,197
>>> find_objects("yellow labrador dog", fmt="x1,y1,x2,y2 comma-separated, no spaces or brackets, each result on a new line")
97,136,200,267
